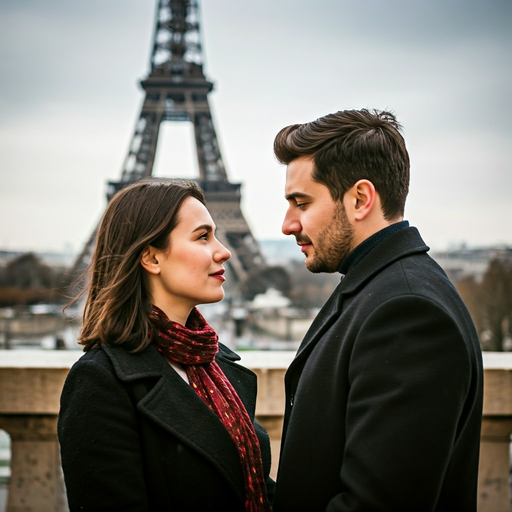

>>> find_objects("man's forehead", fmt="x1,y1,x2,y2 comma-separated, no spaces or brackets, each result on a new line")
285,159,313,185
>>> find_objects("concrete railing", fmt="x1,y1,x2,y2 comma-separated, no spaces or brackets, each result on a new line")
0,350,510,512
478,352,512,511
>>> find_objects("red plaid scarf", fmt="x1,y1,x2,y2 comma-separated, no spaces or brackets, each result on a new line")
149,305,271,512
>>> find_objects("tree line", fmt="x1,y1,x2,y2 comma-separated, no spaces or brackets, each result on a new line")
455,258,512,351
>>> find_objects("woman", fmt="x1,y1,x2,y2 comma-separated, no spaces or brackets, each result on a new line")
58,178,274,511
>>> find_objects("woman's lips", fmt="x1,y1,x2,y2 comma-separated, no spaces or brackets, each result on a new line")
209,270,226,281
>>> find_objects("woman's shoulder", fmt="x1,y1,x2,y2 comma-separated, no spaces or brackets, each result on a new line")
69,343,167,385
216,343,258,381
68,346,114,377
217,342,242,362
71,343,144,370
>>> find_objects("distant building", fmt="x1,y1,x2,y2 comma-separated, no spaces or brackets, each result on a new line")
431,245,512,282
259,240,512,283
0,250,24,268
2,242,511,284
0,249,75,271
259,240,512,284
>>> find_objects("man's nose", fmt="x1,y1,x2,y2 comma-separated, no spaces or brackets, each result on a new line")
282,210,301,236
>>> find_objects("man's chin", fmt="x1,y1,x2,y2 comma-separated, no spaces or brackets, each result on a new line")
305,259,327,274
305,256,339,274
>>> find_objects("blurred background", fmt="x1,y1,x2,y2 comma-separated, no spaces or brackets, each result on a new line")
0,1,511,510
0,0,510,352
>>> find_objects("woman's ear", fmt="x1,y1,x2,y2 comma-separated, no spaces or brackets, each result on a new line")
140,246,161,275
346,179,376,221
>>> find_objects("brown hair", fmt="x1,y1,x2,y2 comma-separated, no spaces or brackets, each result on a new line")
273,109,410,220
70,178,206,352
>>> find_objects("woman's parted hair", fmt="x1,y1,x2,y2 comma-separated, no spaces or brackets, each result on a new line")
72,178,206,352
273,109,410,220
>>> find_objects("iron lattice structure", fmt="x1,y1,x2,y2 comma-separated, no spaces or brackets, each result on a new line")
72,0,267,291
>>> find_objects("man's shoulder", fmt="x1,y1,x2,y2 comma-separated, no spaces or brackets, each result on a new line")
337,249,457,318
390,251,453,293
340,227,431,294
350,252,474,336
347,247,433,288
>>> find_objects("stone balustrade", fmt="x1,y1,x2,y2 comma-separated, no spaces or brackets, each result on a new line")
478,352,512,511
0,350,510,512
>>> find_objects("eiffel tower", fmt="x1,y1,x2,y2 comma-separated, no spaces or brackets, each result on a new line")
72,0,268,293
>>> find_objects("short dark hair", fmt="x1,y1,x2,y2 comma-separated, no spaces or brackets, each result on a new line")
72,178,205,352
273,109,410,219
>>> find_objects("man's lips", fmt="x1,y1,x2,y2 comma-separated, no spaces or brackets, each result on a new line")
209,269,226,281
297,242,312,254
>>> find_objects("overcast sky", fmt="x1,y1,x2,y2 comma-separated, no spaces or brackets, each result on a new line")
0,0,510,255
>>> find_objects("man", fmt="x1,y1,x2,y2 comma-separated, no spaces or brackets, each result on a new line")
272,109,483,512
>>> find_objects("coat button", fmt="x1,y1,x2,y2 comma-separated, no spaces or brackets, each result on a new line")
290,394,294,407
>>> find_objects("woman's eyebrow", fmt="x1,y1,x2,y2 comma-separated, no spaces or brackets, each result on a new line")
192,224,214,233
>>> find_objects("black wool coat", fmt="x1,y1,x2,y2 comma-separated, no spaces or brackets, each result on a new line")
272,227,483,512
58,342,274,512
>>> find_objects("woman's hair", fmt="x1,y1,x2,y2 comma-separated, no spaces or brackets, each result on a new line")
273,109,410,220
70,178,206,352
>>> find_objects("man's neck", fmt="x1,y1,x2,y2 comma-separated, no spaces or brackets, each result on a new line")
352,216,403,248
339,220,409,276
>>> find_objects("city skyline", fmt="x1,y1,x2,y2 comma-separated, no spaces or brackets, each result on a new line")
0,0,511,255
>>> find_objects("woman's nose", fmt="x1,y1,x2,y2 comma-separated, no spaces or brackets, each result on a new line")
215,239,231,262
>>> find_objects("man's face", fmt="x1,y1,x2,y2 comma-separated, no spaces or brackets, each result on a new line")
282,157,354,273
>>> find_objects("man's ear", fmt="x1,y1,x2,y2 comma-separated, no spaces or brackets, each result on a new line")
140,246,161,275
345,179,376,221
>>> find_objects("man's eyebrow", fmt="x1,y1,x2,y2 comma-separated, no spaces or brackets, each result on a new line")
285,192,313,201
192,224,214,233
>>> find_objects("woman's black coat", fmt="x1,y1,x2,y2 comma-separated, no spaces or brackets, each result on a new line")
58,342,274,511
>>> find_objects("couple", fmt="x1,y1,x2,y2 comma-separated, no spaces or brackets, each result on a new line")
58,109,483,512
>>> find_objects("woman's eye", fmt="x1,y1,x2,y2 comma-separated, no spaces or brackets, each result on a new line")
198,232,209,240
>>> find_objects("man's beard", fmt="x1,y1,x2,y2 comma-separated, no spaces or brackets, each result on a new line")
304,203,354,273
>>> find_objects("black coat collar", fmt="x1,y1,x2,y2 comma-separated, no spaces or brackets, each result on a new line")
102,342,255,501
340,227,429,295
291,227,429,367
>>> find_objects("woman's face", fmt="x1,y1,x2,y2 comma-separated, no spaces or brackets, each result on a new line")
149,196,231,324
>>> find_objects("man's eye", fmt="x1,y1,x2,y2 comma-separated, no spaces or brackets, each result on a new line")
296,203,307,209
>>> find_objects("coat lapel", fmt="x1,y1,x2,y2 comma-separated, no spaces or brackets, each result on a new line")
290,277,345,370
287,227,430,382
339,226,429,295
103,343,253,501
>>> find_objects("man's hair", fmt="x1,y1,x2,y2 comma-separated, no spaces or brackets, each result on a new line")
70,178,205,353
273,109,410,219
